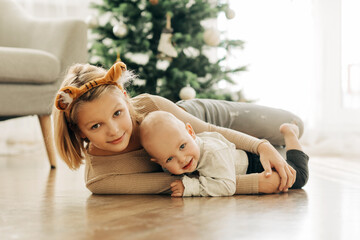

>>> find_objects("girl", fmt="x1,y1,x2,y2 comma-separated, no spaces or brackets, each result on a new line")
53,62,300,195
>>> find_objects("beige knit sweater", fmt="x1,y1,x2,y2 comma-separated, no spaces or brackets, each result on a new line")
85,94,263,195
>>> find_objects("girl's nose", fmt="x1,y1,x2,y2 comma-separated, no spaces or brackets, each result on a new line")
107,120,119,136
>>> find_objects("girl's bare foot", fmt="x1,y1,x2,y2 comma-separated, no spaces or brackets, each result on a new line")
279,122,299,138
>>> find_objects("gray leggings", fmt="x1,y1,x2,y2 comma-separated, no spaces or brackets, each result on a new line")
176,99,304,147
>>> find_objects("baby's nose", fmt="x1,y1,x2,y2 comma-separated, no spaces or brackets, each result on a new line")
179,155,188,164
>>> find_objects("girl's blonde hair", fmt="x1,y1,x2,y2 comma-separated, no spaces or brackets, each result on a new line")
52,63,142,170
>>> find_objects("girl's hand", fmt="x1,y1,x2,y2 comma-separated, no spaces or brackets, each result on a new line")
170,180,184,197
257,141,296,192
258,171,281,194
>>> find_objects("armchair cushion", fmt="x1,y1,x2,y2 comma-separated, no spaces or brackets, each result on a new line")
0,46,60,84
0,0,87,116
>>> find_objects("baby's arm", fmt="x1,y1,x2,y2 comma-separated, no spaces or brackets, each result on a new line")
182,174,236,197
181,147,236,197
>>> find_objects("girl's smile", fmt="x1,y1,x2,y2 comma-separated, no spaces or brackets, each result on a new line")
108,133,125,144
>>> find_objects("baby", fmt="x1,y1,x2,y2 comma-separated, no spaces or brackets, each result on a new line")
139,111,308,197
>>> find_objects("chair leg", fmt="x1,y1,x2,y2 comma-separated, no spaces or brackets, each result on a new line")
38,115,56,169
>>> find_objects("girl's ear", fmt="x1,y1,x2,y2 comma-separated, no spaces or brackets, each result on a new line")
80,133,86,139
78,130,86,139
185,123,196,139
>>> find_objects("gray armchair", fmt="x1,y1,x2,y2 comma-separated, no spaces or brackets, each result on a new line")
0,0,88,168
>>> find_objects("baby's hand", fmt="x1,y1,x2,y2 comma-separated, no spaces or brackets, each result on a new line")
170,180,184,197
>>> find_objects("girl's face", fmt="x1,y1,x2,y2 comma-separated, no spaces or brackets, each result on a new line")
76,90,133,154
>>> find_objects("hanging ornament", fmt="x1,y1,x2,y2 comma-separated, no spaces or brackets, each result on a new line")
149,0,159,5
85,14,98,29
225,8,236,19
113,22,128,38
179,84,196,100
203,28,221,47
158,12,178,58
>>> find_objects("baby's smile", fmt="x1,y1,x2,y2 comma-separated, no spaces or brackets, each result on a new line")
182,158,193,170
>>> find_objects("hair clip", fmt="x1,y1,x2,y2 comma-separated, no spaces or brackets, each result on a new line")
55,62,127,112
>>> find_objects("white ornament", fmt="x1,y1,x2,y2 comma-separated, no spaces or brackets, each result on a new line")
113,22,128,38
225,8,236,19
179,85,196,100
203,28,221,47
86,15,98,29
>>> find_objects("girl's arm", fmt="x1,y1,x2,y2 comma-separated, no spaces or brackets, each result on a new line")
86,172,179,194
236,172,282,194
258,171,281,193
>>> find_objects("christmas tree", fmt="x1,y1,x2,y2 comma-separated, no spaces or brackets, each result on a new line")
88,0,246,102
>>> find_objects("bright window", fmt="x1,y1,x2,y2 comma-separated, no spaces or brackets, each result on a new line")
342,0,360,109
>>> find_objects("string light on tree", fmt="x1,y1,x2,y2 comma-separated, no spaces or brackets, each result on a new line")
149,0,159,5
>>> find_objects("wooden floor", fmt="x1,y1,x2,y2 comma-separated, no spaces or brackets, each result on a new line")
1,148,360,240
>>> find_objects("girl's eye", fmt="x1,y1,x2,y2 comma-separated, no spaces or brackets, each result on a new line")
179,144,186,150
91,123,100,130
114,110,121,117
166,157,173,163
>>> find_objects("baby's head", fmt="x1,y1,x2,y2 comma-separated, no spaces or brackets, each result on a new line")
53,62,142,170
140,111,200,175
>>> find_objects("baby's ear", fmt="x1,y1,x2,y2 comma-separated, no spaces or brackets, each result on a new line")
185,123,196,139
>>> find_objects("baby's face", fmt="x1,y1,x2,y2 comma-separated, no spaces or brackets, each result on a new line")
149,126,200,175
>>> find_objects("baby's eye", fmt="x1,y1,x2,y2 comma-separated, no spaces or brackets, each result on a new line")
114,110,121,117
91,123,100,130
166,157,173,163
179,144,186,150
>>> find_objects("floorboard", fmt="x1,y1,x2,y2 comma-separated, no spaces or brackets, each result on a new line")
0,149,359,240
